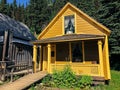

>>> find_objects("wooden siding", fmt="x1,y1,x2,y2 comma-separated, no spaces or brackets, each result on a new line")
41,16,63,39
76,13,105,35
102,36,111,79
50,64,100,76
39,6,106,39
51,44,56,63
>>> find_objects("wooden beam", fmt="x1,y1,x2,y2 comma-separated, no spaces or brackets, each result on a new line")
2,30,8,61
82,41,85,63
69,42,72,63
8,30,13,61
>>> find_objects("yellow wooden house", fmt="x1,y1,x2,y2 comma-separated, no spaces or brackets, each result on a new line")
33,3,111,82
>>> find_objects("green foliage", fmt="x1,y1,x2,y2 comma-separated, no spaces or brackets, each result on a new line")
95,0,120,70
41,74,53,87
29,84,36,90
93,70,120,90
52,65,76,88
96,0,120,55
42,65,92,89
77,75,93,89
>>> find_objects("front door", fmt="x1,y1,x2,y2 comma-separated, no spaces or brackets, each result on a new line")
51,44,56,64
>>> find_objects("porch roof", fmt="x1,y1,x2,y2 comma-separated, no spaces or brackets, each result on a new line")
33,34,105,44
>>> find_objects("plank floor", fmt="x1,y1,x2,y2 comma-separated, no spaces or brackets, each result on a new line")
0,71,47,90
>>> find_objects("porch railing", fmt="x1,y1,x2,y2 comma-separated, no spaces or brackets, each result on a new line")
50,62,100,76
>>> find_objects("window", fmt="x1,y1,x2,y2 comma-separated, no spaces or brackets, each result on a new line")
72,42,83,62
56,43,69,61
64,15,75,34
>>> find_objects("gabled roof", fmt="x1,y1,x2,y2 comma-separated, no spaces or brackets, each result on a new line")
38,2,111,39
0,13,36,41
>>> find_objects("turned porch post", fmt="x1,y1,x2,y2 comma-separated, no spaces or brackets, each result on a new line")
33,45,37,73
47,44,51,73
98,40,104,76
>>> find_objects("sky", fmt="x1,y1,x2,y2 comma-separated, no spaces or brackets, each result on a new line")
7,0,30,6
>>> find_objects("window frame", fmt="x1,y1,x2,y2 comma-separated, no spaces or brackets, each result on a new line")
63,14,76,35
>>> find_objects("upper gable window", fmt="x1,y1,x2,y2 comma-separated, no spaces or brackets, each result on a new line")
64,15,75,34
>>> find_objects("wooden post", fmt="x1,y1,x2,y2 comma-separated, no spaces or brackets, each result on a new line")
8,30,13,61
1,30,8,81
69,42,72,64
2,30,8,61
39,45,42,71
82,41,85,63
103,36,111,80
47,44,51,73
33,45,37,73
98,40,104,77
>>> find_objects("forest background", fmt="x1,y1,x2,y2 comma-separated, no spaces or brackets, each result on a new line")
0,0,120,70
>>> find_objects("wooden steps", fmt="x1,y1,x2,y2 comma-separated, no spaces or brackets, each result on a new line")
0,71,47,90
92,76,105,85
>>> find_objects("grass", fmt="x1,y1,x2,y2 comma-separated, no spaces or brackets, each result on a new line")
28,70,120,90
94,70,120,90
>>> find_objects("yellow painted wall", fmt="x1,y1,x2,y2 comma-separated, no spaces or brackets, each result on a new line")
41,16,63,39
51,44,56,63
76,12,105,35
50,64,100,76
102,36,111,79
39,6,106,39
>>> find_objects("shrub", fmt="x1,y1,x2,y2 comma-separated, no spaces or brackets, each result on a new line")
41,65,93,89
41,74,53,87
77,75,93,89
52,65,76,88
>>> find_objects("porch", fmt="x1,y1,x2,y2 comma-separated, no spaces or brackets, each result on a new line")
33,34,107,78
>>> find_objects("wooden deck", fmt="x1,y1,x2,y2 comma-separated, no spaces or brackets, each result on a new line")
0,71,47,90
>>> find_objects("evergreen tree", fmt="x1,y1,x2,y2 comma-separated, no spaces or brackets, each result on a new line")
27,0,50,34
0,0,7,14
12,0,17,19
97,0,120,55
96,0,120,70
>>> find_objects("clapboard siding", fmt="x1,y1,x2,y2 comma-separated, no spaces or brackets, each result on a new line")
40,6,105,39
76,13,104,35
41,16,63,39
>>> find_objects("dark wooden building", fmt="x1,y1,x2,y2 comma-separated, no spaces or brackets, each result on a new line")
0,13,36,80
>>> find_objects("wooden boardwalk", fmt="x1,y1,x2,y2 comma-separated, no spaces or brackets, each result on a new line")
0,71,47,90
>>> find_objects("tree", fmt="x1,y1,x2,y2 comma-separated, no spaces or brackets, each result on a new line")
96,0,120,70
27,0,51,34
0,0,7,14
96,0,120,55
